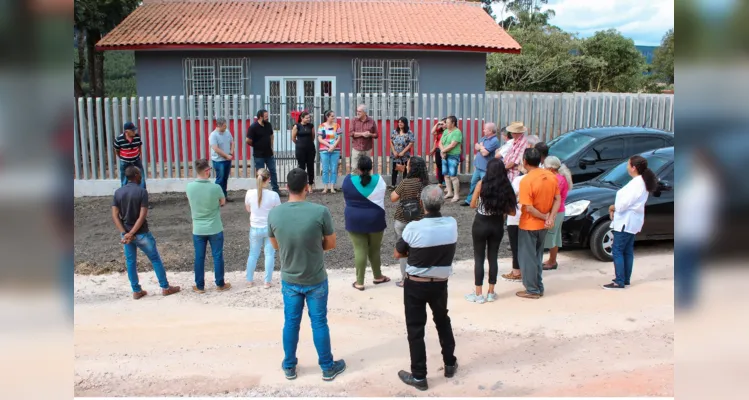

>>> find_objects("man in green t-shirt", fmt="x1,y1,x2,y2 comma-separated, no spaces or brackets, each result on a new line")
186,159,230,293
268,168,346,382
438,115,463,202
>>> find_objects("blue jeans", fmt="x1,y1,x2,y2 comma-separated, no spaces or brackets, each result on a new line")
254,157,280,192
319,150,341,185
612,230,636,287
465,168,486,205
122,232,169,292
213,160,232,197
282,279,335,371
193,231,225,290
246,226,275,283
441,154,460,177
119,159,146,189
675,243,701,310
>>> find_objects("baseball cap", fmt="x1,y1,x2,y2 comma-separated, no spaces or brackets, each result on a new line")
123,122,137,131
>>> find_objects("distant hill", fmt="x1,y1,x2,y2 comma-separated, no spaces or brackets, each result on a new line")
636,45,658,64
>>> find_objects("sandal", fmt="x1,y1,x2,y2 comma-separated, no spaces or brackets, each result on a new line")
373,276,391,285
396,280,404,288
352,282,365,291
543,263,558,270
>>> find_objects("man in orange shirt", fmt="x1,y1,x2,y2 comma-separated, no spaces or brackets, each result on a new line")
517,147,561,299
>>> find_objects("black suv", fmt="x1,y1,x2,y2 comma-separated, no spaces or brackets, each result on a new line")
547,127,674,183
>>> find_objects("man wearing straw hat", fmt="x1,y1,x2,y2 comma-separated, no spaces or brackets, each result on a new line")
502,122,528,182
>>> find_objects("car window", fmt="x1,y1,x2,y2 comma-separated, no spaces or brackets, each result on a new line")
628,137,666,155
583,138,625,161
597,155,672,187
660,166,674,182
548,132,596,161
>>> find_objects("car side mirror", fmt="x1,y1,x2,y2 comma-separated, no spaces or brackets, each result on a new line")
579,157,596,168
657,180,673,192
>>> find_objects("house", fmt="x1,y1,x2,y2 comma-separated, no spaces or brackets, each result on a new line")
97,0,520,117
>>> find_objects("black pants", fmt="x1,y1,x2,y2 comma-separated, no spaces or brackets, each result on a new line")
391,161,407,186
472,214,505,286
434,150,445,184
295,146,316,185
507,225,520,270
404,279,457,380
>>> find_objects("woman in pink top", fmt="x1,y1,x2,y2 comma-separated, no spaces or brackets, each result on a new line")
542,156,572,270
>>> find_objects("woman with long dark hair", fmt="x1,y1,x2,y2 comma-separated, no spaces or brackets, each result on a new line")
430,118,447,187
342,154,391,290
291,111,316,193
602,155,658,290
390,156,429,287
390,117,414,188
466,159,517,303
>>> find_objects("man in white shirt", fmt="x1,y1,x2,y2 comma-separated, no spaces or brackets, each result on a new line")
209,118,235,201
496,127,514,161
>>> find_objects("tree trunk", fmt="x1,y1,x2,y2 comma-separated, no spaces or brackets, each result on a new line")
87,29,106,98
86,29,98,99
75,29,86,99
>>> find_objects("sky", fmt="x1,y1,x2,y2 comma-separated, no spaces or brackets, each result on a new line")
491,0,674,46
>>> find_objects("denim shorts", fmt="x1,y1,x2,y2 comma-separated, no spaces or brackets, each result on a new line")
441,154,461,176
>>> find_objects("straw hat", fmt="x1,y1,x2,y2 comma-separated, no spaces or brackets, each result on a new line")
506,121,527,134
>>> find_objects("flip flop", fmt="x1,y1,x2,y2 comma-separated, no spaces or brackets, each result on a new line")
352,282,365,291
543,263,558,270
373,276,391,285
396,280,404,288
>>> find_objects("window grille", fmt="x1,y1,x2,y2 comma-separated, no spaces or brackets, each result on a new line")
353,59,419,117
184,58,250,117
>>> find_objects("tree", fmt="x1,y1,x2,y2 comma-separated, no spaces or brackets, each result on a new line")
74,0,139,98
576,29,647,92
486,25,595,92
652,29,674,84
498,0,555,29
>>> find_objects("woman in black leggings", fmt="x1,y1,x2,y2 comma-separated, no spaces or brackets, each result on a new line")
465,159,517,304
292,111,316,193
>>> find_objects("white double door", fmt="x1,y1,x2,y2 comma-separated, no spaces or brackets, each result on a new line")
265,77,336,154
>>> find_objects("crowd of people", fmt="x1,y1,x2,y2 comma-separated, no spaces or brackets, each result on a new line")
108,104,660,390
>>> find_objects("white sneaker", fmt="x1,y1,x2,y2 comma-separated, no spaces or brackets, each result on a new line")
464,293,486,304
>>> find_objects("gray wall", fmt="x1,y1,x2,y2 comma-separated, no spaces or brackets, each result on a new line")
134,50,487,98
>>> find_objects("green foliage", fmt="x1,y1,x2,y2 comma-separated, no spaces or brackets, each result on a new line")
487,25,654,93
575,29,647,92
652,29,674,84
75,48,136,98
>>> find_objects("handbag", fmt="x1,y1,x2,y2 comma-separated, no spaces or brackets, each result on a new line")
401,198,421,221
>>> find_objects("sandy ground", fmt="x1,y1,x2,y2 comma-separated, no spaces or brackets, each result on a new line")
74,188,506,275
74,242,674,397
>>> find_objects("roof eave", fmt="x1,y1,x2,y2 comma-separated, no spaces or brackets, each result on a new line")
96,42,521,54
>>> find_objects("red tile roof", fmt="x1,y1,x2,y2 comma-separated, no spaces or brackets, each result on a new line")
97,0,521,53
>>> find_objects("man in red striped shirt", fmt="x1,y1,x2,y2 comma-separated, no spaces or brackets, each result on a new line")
113,122,146,190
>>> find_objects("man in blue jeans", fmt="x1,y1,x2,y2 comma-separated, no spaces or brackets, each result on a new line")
186,159,231,293
268,168,346,381
209,117,235,201
111,165,180,299
462,122,500,207
246,109,280,194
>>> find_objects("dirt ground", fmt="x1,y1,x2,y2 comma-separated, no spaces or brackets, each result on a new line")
74,187,504,274
74,241,674,397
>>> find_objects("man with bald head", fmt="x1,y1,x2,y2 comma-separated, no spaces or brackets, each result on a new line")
349,104,379,173
462,122,500,207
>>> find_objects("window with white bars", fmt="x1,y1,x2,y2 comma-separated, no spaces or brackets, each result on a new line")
183,58,250,117
353,59,419,116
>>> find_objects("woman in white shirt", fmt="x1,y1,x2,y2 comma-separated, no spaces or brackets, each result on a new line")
602,155,658,290
245,168,282,288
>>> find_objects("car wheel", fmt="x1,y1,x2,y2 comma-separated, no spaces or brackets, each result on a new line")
589,221,614,262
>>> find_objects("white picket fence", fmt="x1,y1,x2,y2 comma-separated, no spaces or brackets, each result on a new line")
73,91,674,194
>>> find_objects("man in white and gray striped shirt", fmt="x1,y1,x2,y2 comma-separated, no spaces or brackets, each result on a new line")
393,185,458,391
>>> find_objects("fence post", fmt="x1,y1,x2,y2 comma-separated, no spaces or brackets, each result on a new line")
104,98,115,179
180,96,188,178
199,96,206,165
74,99,82,180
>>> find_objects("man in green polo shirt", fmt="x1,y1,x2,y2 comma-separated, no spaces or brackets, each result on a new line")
186,159,231,293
